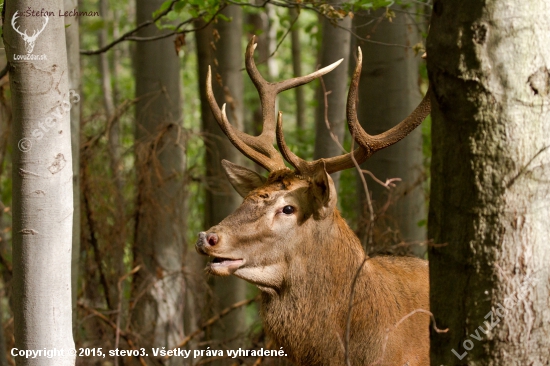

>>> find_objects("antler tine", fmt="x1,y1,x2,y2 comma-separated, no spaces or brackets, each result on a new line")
206,36,344,173
345,47,431,158
12,11,26,37
245,35,342,143
276,112,310,174
276,110,370,176
206,66,286,172
276,46,431,176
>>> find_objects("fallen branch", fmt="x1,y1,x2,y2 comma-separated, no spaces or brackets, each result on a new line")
162,296,259,361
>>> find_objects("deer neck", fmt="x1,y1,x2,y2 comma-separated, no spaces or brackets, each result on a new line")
259,210,372,362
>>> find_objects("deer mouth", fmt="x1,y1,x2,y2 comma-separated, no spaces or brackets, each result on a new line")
208,257,245,276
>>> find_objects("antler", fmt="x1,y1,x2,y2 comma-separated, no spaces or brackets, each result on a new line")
11,11,49,40
276,47,431,176
34,15,49,39
11,11,27,38
206,36,343,172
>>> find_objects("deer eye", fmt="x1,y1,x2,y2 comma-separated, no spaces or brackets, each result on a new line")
282,205,295,215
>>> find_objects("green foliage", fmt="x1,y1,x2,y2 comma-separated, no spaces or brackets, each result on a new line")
153,0,224,30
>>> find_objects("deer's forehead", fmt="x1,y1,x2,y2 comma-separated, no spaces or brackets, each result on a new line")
246,176,309,203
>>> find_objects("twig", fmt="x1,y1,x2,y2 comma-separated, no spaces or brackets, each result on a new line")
0,64,8,79
361,170,401,189
115,265,141,366
82,166,113,309
161,296,259,361
78,301,148,366
252,339,274,366
344,258,368,366
80,0,179,55
369,309,448,366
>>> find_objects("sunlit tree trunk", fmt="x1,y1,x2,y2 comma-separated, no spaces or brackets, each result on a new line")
5,0,76,364
207,6,248,354
64,0,81,331
428,1,550,364
133,0,185,363
313,2,351,191
354,7,426,256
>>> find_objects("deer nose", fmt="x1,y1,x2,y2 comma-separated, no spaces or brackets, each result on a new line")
196,232,219,254
206,233,218,246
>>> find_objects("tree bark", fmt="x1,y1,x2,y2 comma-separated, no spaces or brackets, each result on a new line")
5,0,76,364
204,5,248,353
353,8,426,256
289,7,305,132
64,0,81,332
313,4,351,191
427,1,550,364
133,0,185,362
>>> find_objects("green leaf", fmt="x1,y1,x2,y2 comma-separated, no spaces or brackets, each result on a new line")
152,0,173,18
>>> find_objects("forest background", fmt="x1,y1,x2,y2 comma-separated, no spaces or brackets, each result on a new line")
1,0,548,365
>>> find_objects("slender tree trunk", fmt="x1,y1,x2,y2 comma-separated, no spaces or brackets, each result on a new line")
354,8,426,256
5,0,75,364
64,0,81,332
97,0,126,309
133,0,185,363
313,3,351,191
289,7,305,132
427,1,550,364
205,5,248,353
0,33,10,366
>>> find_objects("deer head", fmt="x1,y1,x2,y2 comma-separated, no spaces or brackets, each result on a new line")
11,11,49,54
196,37,431,364
196,36,430,288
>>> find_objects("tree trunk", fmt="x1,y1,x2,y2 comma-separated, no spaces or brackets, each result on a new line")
0,29,10,366
313,4,351,191
5,0,76,364
354,8,426,256
427,1,550,364
289,7,305,132
64,0,81,332
133,0,185,362
97,0,126,310
204,5,248,353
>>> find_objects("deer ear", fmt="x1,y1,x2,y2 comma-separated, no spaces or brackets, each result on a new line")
222,159,266,198
310,162,336,213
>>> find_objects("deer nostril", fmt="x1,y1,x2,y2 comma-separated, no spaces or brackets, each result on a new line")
207,233,218,246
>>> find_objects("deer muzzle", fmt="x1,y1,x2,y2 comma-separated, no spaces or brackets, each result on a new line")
196,231,244,276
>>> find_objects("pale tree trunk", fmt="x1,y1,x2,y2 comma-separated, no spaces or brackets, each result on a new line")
354,8,426,256
0,33,9,366
98,0,125,308
427,1,550,364
313,3,351,191
133,0,185,363
205,5,248,352
64,0,81,331
289,7,305,132
4,0,75,364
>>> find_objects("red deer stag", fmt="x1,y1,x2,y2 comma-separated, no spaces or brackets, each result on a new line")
196,36,431,366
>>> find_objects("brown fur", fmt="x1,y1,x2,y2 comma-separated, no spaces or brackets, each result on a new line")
197,169,429,365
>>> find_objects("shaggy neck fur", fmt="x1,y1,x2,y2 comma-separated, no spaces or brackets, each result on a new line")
259,210,384,365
